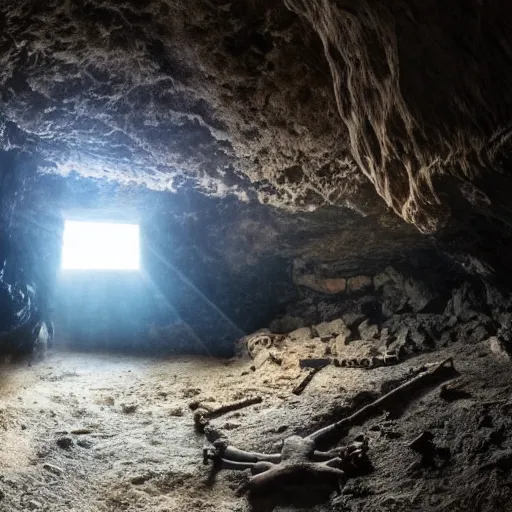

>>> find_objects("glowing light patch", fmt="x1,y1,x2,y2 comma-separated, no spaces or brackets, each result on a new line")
62,221,140,270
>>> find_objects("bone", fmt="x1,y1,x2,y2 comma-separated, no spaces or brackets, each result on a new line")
201,358,456,495
205,438,366,465
292,367,323,395
307,357,457,444
222,446,281,464
194,396,262,432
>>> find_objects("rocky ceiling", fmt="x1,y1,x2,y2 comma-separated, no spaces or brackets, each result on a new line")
1,0,512,280
0,0,361,209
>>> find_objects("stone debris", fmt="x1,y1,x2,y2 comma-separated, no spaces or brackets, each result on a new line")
168,407,184,417
56,437,74,450
42,463,64,476
489,336,511,362
358,319,379,340
121,404,138,414
313,319,349,340
288,327,314,342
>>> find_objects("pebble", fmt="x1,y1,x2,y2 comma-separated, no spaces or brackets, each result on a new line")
77,439,93,449
57,437,74,450
43,463,64,476
121,404,138,414
131,474,151,485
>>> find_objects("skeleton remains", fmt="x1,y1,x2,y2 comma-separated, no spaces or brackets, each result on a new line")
202,358,457,493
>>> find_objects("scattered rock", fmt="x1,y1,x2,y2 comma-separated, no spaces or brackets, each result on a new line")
28,500,42,509
43,463,64,476
387,327,410,354
447,282,487,319
288,327,313,342
489,336,511,362
373,271,391,290
342,312,366,329
131,474,152,485
358,319,379,340
169,407,184,417
314,319,350,340
77,439,93,449
121,404,138,414
375,267,432,316
182,388,202,398
56,437,74,450
403,277,435,312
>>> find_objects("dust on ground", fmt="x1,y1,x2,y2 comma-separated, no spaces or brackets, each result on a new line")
0,336,511,512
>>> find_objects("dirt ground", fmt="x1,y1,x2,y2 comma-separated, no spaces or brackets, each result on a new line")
1,336,512,512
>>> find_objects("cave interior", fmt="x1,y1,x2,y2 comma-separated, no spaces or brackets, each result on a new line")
1,1,512,511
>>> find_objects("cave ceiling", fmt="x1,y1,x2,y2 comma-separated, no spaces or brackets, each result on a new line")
1,0,512,277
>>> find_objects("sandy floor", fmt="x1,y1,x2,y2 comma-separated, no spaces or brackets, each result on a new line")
0,351,262,511
0,338,512,512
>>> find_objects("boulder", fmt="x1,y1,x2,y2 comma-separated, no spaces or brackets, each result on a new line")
489,336,511,362
288,327,314,342
341,312,366,329
347,275,372,293
358,319,379,340
403,277,436,312
375,266,436,315
313,318,350,341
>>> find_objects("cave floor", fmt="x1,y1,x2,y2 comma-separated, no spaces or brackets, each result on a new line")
0,340,512,511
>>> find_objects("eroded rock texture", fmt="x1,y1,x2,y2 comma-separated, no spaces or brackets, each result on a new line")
2,0,512,354
0,0,364,211
1,0,512,232
286,0,512,233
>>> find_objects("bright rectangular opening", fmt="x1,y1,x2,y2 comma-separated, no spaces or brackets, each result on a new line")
62,220,140,270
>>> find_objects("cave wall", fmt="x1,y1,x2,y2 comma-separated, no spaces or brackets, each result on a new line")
2,0,512,353
52,173,465,355
0,151,485,357
0,151,61,341
285,0,512,233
